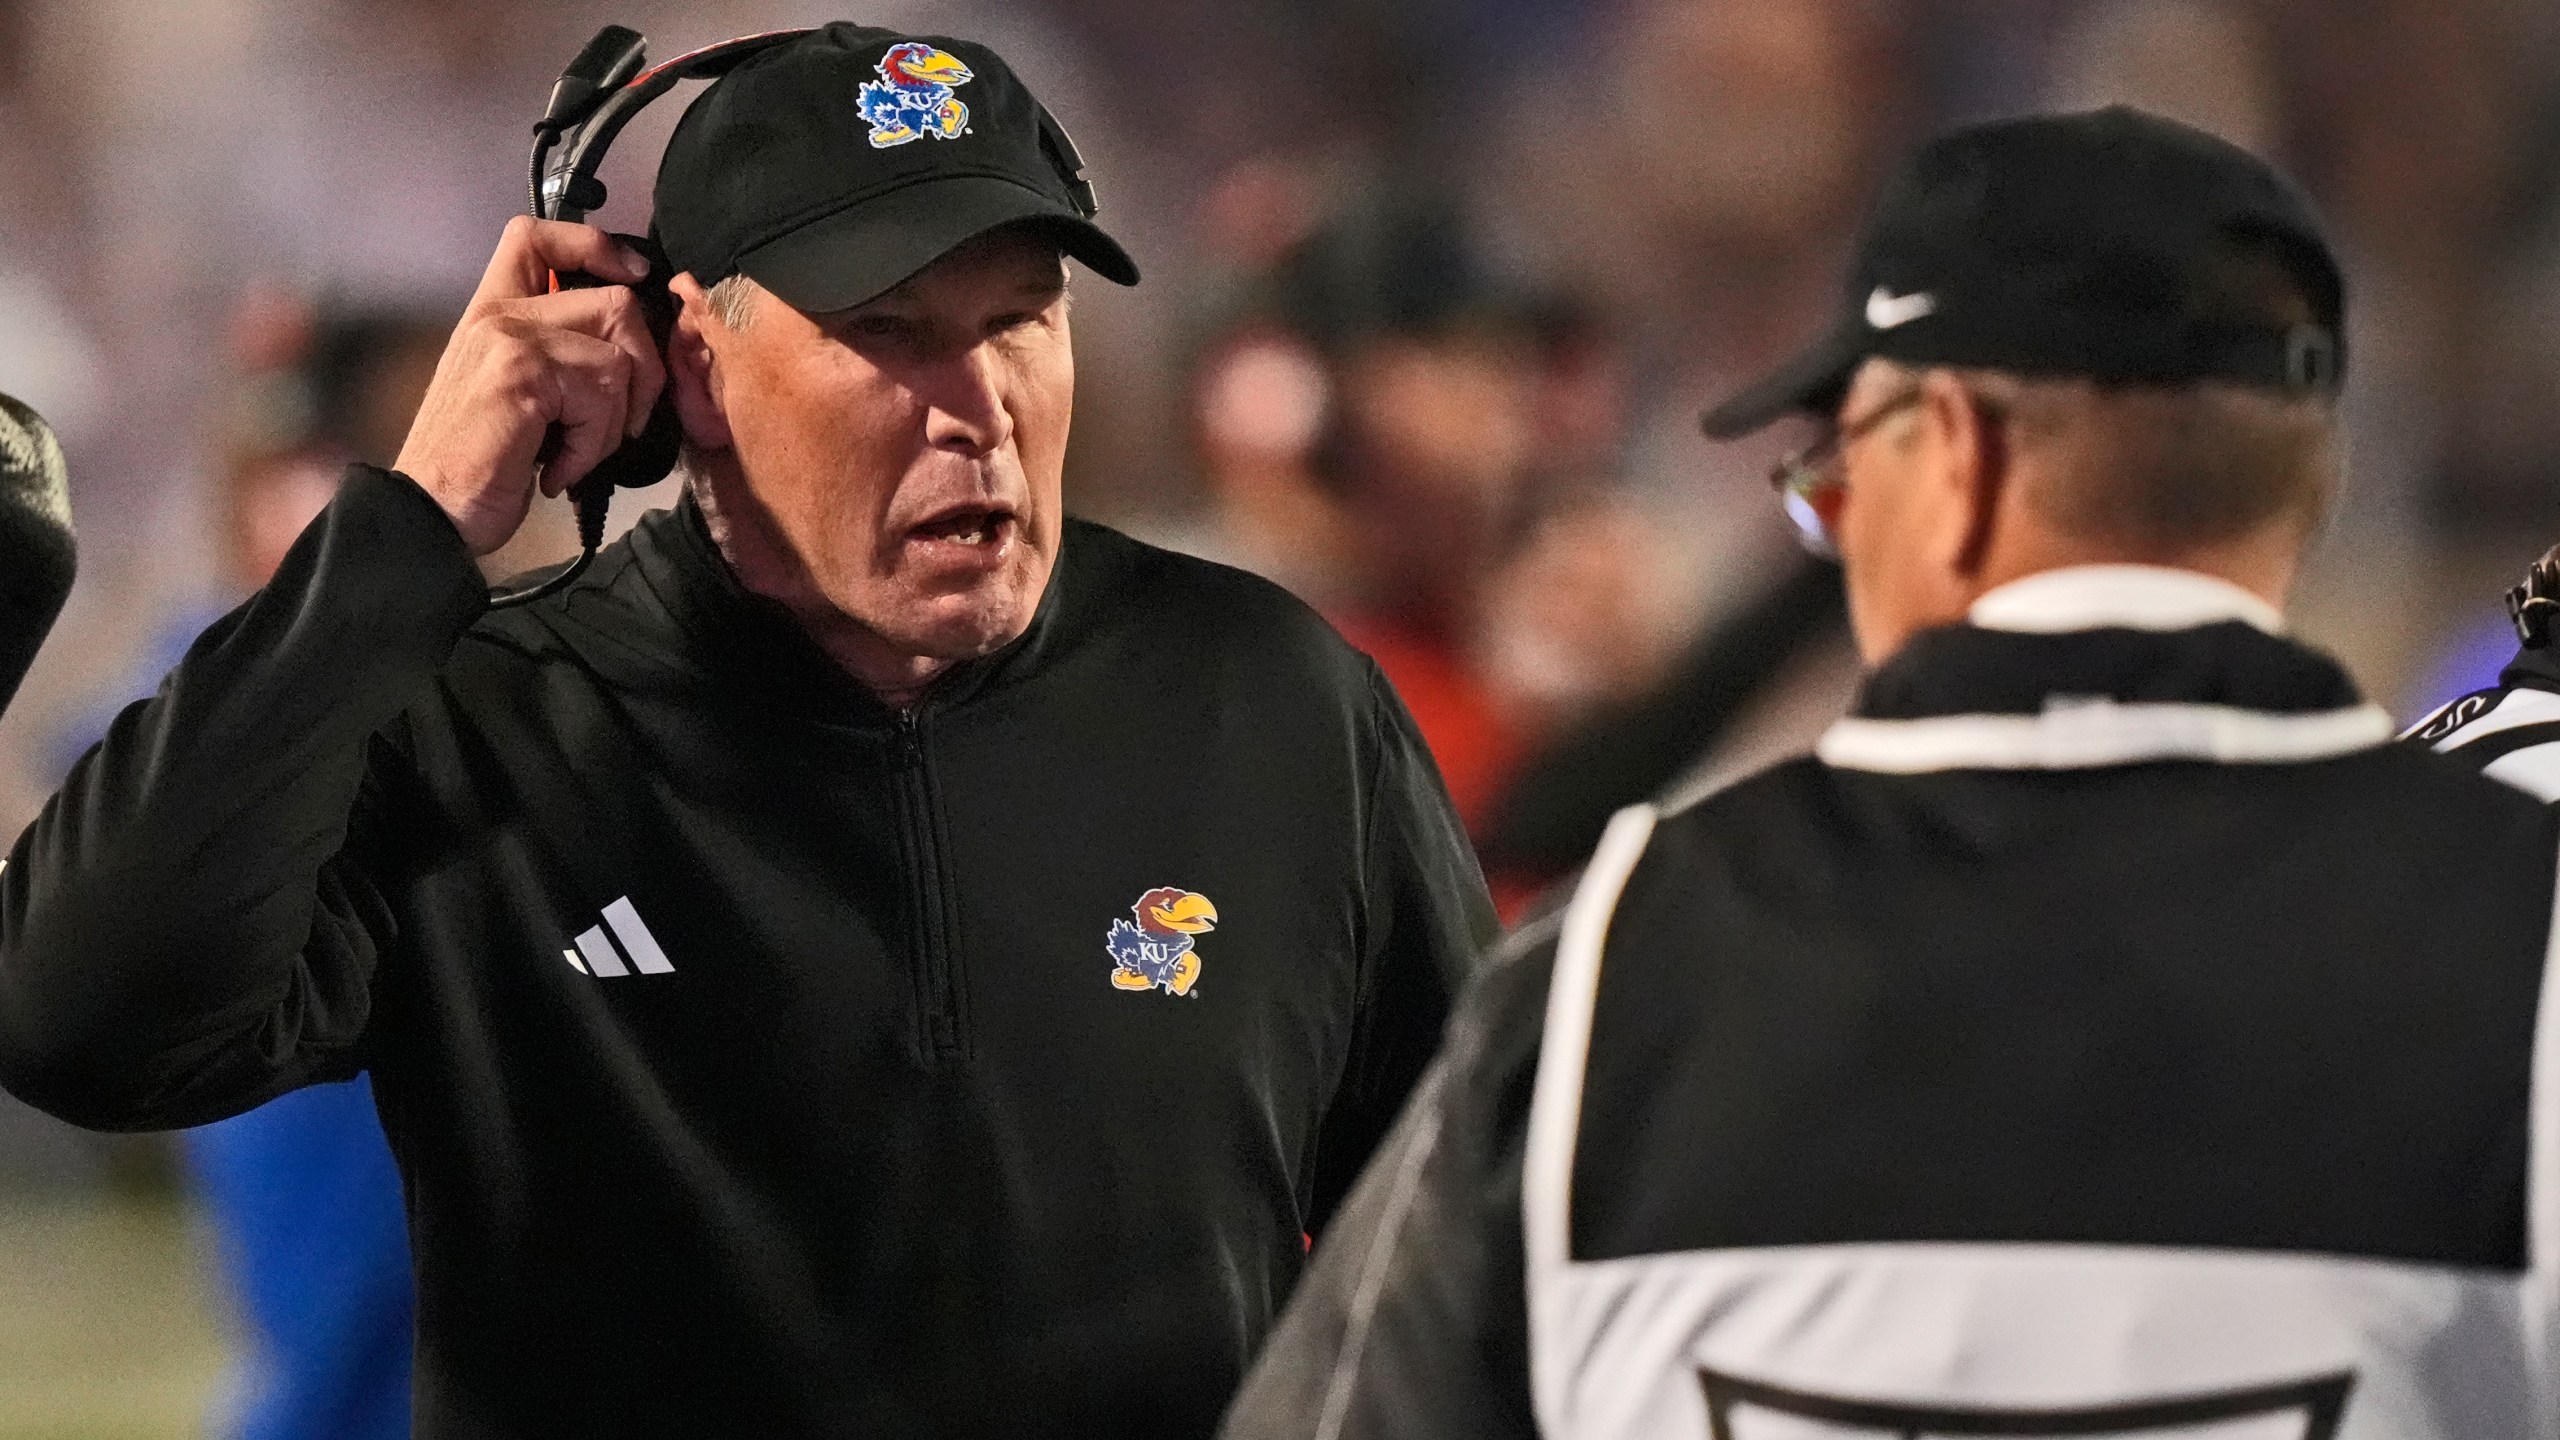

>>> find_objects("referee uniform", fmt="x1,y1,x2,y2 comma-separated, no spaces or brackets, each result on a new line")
1222,109,2560,1440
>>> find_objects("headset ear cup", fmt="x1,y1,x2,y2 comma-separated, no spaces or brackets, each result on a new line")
585,230,683,491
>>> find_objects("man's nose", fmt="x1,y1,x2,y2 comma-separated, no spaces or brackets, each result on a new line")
921,344,1013,457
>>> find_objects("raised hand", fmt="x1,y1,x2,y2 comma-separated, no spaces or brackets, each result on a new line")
392,218,666,556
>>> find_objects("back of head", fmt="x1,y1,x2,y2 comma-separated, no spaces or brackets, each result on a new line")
1968,229,2340,554
1700,106,2351,617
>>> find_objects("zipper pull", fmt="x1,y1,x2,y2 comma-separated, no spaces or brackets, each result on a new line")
896,707,922,761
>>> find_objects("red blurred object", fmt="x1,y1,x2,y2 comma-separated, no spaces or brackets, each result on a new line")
1328,610,1522,836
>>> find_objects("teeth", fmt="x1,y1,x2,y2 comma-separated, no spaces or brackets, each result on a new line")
921,515,1001,545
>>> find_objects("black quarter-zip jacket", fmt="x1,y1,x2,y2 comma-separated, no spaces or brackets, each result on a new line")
0,465,1495,1438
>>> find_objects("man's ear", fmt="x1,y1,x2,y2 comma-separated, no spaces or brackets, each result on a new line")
1918,369,2004,579
665,274,735,454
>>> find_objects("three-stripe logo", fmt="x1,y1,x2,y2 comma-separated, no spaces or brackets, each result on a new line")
563,896,676,978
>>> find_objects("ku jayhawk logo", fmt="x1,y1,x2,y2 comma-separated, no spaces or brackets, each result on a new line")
858,42,974,149
1106,888,1218,997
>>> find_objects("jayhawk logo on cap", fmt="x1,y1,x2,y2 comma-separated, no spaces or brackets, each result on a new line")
858,42,974,149
1107,888,1217,997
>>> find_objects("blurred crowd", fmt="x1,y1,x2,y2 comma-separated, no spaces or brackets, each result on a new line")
2,0,2560,1426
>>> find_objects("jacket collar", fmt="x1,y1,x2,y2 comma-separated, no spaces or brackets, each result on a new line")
1819,565,2390,774
609,487,1071,726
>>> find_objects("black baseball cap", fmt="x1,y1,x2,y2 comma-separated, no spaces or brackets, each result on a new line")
1702,106,2344,438
655,23,1140,312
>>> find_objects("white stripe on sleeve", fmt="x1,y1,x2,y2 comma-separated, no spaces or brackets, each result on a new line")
2435,688,2560,753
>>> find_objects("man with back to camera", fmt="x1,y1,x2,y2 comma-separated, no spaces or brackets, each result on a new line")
0,24,1494,1437
1220,108,2560,1440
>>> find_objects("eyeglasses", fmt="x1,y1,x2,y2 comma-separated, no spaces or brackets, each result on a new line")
1767,388,1923,558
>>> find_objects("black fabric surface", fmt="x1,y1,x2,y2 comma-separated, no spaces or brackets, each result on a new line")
1576,749,2552,1265
1855,617,2364,719
1223,615,2557,1440
0,465,1494,1439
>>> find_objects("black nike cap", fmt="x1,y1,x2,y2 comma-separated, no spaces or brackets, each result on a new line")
1702,106,2344,439
654,23,1139,312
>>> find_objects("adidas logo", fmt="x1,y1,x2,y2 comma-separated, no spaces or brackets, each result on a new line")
562,896,676,978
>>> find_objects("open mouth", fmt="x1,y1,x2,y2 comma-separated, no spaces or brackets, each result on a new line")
908,507,1017,550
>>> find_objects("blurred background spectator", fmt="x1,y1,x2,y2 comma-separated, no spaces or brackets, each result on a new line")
0,0,2556,1430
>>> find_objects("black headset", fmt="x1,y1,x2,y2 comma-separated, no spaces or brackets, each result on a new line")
490,24,1102,608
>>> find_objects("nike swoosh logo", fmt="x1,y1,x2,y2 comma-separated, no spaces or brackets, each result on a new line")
1866,286,1937,330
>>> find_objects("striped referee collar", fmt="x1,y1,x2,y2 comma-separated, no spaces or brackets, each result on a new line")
1820,565,2389,774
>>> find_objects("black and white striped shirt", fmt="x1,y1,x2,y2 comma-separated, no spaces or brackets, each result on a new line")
1223,567,2560,1440
2409,649,2560,803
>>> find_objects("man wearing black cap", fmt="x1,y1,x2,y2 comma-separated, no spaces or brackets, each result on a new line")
1220,107,2560,1440
0,25,1491,1438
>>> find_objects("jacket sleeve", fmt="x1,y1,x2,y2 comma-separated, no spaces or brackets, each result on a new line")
1308,666,1500,1229
1223,915,1554,1440
0,465,488,1130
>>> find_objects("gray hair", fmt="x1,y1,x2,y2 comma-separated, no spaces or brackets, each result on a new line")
704,273,760,330
1952,368,2337,547
1869,236,2341,548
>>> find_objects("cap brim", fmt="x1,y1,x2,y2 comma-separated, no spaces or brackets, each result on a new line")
734,174,1140,313
1699,323,1869,438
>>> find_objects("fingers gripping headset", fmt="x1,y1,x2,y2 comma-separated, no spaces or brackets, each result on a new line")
489,24,1104,608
